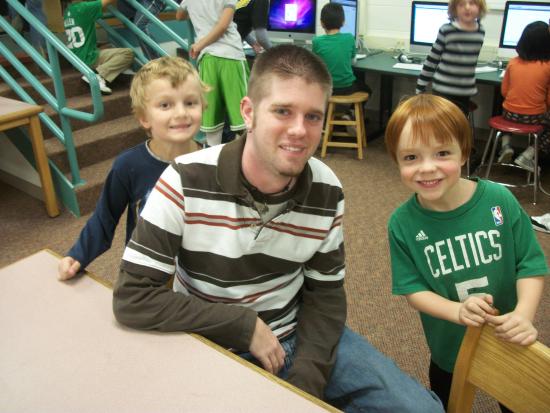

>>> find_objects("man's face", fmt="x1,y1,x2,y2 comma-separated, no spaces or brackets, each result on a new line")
241,75,327,183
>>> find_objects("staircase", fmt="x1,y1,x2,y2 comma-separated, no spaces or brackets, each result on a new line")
0,61,144,216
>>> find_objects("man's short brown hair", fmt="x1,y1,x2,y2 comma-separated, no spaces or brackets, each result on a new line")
247,44,332,105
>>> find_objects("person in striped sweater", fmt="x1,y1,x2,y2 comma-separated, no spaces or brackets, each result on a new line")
416,0,487,115
113,44,444,412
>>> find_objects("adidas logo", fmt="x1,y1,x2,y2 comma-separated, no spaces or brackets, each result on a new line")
415,230,428,241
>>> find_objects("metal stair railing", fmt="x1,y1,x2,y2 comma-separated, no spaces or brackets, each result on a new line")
0,0,194,216
0,0,107,216
102,0,194,66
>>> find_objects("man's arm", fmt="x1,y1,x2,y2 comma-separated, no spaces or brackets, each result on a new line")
112,164,258,350
285,197,347,399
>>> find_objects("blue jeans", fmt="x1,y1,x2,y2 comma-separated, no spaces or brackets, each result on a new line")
26,0,45,49
239,327,444,413
133,0,165,60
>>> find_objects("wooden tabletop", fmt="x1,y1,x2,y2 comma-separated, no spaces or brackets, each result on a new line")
0,250,338,413
0,97,43,125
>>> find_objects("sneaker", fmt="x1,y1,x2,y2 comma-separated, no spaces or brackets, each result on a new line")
531,213,550,234
81,74,112,95
514,146,535,173
497,145,514,163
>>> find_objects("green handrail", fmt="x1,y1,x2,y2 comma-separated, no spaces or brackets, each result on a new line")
0,0,195,215
1,0,110,188
101,0,193,66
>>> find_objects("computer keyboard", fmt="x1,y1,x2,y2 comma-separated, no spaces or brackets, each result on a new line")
474,66,498,73
393,63,423,71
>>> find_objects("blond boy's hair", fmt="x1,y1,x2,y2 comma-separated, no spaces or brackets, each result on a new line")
130,56,209,120
448,0,487,20
384,94,472,162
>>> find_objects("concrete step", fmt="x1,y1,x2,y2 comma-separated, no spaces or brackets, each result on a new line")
45,114,144,174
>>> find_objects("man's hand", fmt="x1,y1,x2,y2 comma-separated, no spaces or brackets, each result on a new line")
58,256,81,281
485,311,538,346
458,294,496,327
249,317,285,374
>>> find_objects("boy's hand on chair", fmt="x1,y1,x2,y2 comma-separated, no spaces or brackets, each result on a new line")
458,294,496,327
485,311,538,346
58,256,81,281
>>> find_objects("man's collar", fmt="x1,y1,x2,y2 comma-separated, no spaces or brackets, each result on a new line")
216,135,313,204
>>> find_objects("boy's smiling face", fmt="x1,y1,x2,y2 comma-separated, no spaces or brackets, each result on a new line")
396,120,466,211
139,76,203,145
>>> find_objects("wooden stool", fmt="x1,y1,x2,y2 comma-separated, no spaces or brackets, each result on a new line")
0,97,60,217
321,92,369,160
478,115,543,204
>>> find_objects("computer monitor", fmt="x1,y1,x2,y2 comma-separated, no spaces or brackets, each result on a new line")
409,1,449,54
498,1,550,58
329,0,358,38
267,0,317,45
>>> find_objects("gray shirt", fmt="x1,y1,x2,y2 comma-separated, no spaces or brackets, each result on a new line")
180,0,245,61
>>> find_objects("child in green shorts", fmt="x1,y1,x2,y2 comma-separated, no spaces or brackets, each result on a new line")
177,0,248,146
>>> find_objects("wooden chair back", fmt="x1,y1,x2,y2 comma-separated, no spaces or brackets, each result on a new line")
448,324,550,413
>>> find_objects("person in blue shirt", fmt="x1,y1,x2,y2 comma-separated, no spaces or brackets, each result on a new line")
58,56,208,280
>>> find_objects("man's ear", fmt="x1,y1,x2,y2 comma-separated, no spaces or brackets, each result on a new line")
240,96,254,131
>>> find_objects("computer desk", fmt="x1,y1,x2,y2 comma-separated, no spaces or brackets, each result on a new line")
352,51,504,137
0,249,340,413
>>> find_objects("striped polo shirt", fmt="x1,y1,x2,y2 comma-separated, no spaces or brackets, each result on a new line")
116,136,346,349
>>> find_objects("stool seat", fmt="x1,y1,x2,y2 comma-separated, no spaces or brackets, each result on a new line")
329,92,369,105
478,115,543,204
488,116,543,135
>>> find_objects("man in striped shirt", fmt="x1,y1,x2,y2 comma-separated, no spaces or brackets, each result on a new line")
113,45,444,412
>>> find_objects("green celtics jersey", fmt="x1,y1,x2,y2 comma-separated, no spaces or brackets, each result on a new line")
388,179,548,372
64,0,103,67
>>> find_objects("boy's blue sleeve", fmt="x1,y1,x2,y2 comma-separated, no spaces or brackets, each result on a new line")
67,165,132,270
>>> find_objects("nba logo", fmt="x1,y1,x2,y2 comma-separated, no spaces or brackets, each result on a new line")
491,206,504,226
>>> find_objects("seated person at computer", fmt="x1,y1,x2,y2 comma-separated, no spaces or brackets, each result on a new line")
416,0,487,115
234,0,272,54
496,21,550,171
312,3,371,97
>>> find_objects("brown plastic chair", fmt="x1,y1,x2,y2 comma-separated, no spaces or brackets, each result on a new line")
448,323,550,413
321,92,369,160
